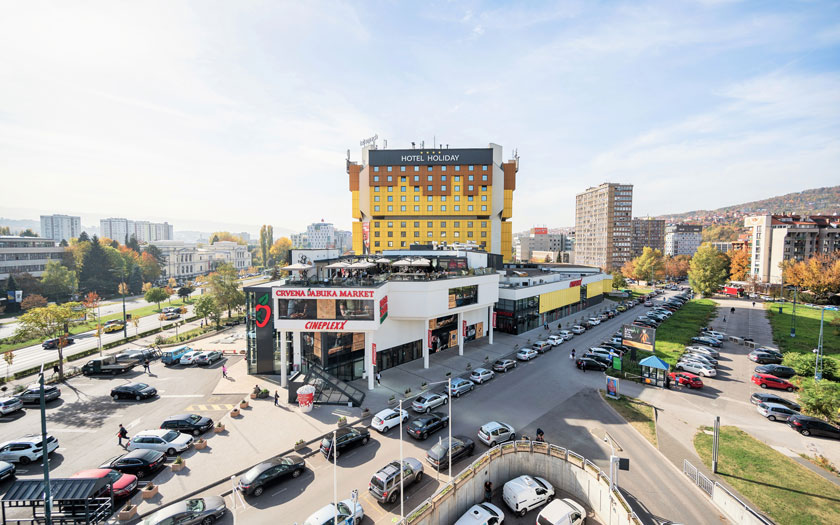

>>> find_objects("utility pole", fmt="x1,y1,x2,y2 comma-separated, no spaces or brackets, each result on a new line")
39,363,52,524
712,416,720,474
814,308,824,382
790,286,797,338
399,399,404,522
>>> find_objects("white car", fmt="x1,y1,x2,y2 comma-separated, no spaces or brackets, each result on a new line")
558,330,574,340
682,352,717,367
546,335,564,347
179,351,202,365
0,397,23,415
587,318,601,326
371,408,408,433
537,498,587,525
516,348,538,361
685,345,720,358
303,498,364,525
454,502,506,525
477,421,516,446
0,434,59,464
127,429,193,456
470,368,495,384
571,326,586,335
588,347,618,358
503,475,555,517
703,330,727,339
675,361,716,377
411,392,448,413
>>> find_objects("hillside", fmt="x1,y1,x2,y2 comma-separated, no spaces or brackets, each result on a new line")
659,186,840,225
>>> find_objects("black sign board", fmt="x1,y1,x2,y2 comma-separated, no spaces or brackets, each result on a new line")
369,148,493,166
621,324,655,352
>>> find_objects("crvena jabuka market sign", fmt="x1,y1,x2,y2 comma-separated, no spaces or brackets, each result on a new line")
273,287,381,332
368,148,493,166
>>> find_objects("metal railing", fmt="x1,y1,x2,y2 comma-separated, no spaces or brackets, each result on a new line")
683,459,773,524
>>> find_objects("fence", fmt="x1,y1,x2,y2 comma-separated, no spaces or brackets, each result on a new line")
682,459,773,525
682,459,713,496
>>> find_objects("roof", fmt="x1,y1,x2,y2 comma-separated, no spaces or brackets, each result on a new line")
2,478,110,502
639,355,670,370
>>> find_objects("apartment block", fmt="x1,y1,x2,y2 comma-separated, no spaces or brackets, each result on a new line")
574,183,633,270
40,214,81,243
664,224,703,257
101,218,174,244
631,217,665,257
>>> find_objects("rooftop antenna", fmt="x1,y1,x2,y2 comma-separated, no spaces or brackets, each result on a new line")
346,149,350,160
421,140,424,149
384,139,387,149
446,144,449,149
411,142,416,149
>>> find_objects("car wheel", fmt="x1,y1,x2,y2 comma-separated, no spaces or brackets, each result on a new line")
388,491,398,504
456,391,461,398
760,383,767,389
362,436,369,445
415,471,423,483
193,429,201,436
490,441,497,447
443,397,448,405
112,395,119,401
135,395,142,401
136,469,146,478
382,426,389,433
801,429,811,436
518,508,527,518
787,387,794,392
422,432,428,440
513,363,517,368
470,385,475,391
768,415,776,421
293,468,302,478
425,407,431,414
201,517,215,525
468,445,475,455
443,419,449,427
252,486,264,497
167,448,176,456
19,456,31,465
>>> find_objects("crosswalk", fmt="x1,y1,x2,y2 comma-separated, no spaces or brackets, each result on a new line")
183,403,237,411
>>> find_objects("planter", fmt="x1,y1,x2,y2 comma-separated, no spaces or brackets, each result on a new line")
214,424,225,433
171,462,186,472
388,398,398,407
249,393,257,399
230,408,240,417
194,439,207,450
240,400,249,409
337,419,347,427
118,505,138,521
141,484,158,500
294,441,306,452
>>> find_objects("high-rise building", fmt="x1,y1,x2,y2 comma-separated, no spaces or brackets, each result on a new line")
574,183,633,270
40,214,81,243
348,144,518,261
100,218,173,244
664,224,703,257
631,217,665,257
290,221,353,252
744,214,840,284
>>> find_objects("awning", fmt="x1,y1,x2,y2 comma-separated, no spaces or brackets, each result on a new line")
374,258,392,264
638,355,670,370
348,261,375,269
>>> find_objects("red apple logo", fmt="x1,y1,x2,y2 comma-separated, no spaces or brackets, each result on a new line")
255,293,271,328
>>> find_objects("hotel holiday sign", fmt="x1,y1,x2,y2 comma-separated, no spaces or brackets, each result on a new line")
369,148,493,167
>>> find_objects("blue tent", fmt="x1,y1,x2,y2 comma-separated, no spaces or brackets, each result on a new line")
639,355,670,370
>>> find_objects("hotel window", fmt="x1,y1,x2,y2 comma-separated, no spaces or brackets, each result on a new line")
387,221,393,227
374,222,380,227
401,221,406,227
374,241,380,247
468,231,474,237
441,231,447,237
441,205,447,211
481,221,487,227
482,185,487,191
441,175,447,181
414,186,419,191
388,231,393,237
387,196,393,202
374,167,380,172
482,165,488,171
414,231,420,237
427,185,433,191
401,231,406,237
374,205,380,211
455,195,460,201
414,175,419,182
441,195,446,201
481,195,487,201
441,166,447,172
427,166,433,172
387,205,393,211
374,186,379,192
455,205,461,210
374,196,380,202
414,222,420,227
481,231,487,237
454,175,460,181
387,167,393,172
427,196,433,202
427,205,433,211
454,231,460,237
400,167,406,172
427,232,433,238
401,241,406,247
427,175,433,181
414,196,419,201
414,206,420,211
441,185,447,191
468,195,474,201
374,231,380,237
455,166,461,172
468,175,474,181
482,175,488,181
468,185,474,190
440,221,446,227
388,241,393,247
373,175,379,181
454,185,460,191
468,221,473,227
388,186,393,192
401,205,406,211
481,205,487,211
468,205,474,211
414,166,419,171
427,221,433,227
401,186,406,192
454,221,460,227
469,165,474,171
401,196,406,202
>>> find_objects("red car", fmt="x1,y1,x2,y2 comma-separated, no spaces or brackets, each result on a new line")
751,373,797,392
71,469,138,498
669,371,703,389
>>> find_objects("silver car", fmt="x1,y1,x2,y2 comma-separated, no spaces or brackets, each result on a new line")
411,392,448,413
477,421,516,446
142,496,226,525
449,378,475,398
469,368,495,384
0,397,23,416
757,402,799,422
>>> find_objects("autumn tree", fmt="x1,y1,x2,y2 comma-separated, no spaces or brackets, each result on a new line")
195,295,222,327
612,273,627,289
664,255,691,280
19,228,37,237
15,302,83,380
144,287,169,311
21,294,47,310
259,225,273,268
633,247,665,283
702,225,741,243
208,263,245,318
0,225,10,235
83,291,103,353
269,237,292,266
620,259,637,280
688,243,730,296
729,248,750,282
782,255,840,303
209,232,247,245
139,252,161,282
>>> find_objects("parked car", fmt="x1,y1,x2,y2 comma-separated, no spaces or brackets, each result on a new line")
643,301,653,307
691,336,721,348
756,402,799,422
426,436,475,470
583,353,612,367
141,496,226,525
536,498,586,525
576,358,607,371
454,503,506,525
411,392,447,413
558,330,574,340
684,345,720,358
749,351,783,365
702,330,727,339
116,348,158,363
70,468,137,498
17,384,60,404
450,378,475,397
99,449,166,478
237,455,306,497
127,429,193,456
503,475,555,517
570,325,586,334
160,414,214,436
516,348,538,361
749,393,801,411
681,352,718,367
42,336,74,349
0,461,15,481
675,361,716,377
754,364,795,379
588,347,619,359
179,351,202,366
164,311,180,320
532,341,552,353
0,397,24,415
111,383,157,401
371,408,408,433
302,499,364,525
756,347,784,359
752,373,797,392
788,415,840,439
82,355,136,376
470,368,495,384
669,371,704,389
546,335,564,347
195,351,222,366
407,412,449,440
0,435,58,464
587,317,601,326
477,421,516,446
161,345,192,366
320,427,370,459
368,458,424,504
493,359,517,373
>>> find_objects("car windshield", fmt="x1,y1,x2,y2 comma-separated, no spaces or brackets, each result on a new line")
185,499,205,512
105,470,122,483
415,396,429,403
162,431,179,442
135,383,148,390
321,437,332,448
188,415,201,423
242,464,268,483
429,442,447,458
410,419,426,428
370,475,385,490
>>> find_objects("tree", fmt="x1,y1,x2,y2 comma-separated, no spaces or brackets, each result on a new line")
168,277,177,289
143,244,165,266
795,377,840,421
164,286,175,305
702,225,741,243
729,249,750,282
664,255,691,280
208,263,245,318
19,228,37,237
139,252,161,282
210,234,220,244
21,294,47,310
13,272,43,298
0,226,10,235
128,265,144,295
259,225,273,268
782,255,840,303
144,287,169,311
15,302,83,380
77,231,90,243
126,234,141,253
109,239,119,249
620,260,637,280
269,237,292,266
131,316,141,336
79,235,118,295
4,273,18,294
688,243,730,296
209,232,247,245
41,260,78,302
83,292,103,354
194,295,222,328
612,273,627,289
59,239,68,247
633,247,665,283
3,350,13,380
178,285,194,302
142,282,153,293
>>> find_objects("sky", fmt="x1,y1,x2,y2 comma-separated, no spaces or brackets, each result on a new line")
1,0,839,235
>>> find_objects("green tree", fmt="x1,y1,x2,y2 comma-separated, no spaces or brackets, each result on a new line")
40,260,78,302
143,244,165,266
259,225,273,268
0,226,11,235
77,231,90,243
210,234,220,244
59,239,68,247
19,228,37,237
633,247,665,283
144,287,169,311
178,285,194,302
796,377,840,421
79,235,118,295
15,302,83,380
782,353,839,381
612,273,627,289
208,263,245,318
126,234,141,253
128,265,144,295
194,294,222,327
688,243,730,296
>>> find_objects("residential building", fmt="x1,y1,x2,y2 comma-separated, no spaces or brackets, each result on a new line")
631,217,665,257
40,214,81,243
664,224,703,257
290,221,352,252
709,242,734,253
150,240,251,281
100,218,174,244
0,236,64,280
348,144,518,261
574,183,633,270
744,214,840,284
515,227,567,262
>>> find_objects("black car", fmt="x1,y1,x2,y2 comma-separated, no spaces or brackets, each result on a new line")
634,320,658,329
407,412,449,440
576,358,607,371
237,455,306,497
320,427,370,459
100,449,166,478
116,349,157,363
601,342,629,354
691,337,721,348
755,364,796,379
110,383,157,401
750,352,783,365
756,347,784,359
42,337,74,349
18,384,61,404
160,414,214,436
749,392,801,411
788,415,840,439
426,436,475,470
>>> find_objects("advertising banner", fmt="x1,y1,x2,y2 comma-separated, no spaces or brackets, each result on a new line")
362,222,370,252
492,311,497,328
606,376,619,399
621,324,655,352
274,287,381,331
372,343,376,366
533,227,548,235
462,319,467,337
379,296,388,324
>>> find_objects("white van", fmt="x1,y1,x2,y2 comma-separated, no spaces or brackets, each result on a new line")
536,498,586,525
502,475,554,517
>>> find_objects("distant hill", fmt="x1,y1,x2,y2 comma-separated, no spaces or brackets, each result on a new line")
659,186,840,225
0,217,40,234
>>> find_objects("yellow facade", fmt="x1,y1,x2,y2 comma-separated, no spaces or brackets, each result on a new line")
368,218,492,251
502,189,513,219
501,221,512,262
586,278,613,298
539,286,580,314
352,222,363,254
351,190,360,219
367,184,493,217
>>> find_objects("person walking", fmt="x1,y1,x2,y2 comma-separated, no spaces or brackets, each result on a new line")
117,424,129,447
274,390,279,407
222,364,228,379
375,371,381,385
570,348,575,360
143,359,150,374
484,481,493,503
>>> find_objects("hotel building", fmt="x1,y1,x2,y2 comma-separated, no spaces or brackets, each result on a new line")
348,144,518,262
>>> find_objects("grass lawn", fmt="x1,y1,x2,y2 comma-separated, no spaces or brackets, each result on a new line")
600,391,657,447
765,302,840,357
628,286,652,299
695,426,840,525
654,298,717,365
0,298,191,353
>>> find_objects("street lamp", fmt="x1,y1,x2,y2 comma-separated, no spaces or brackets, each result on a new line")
790,286,797,338
814,307,825,382
38,362,53,524
109,267,128,339
399,399,404,522
425,378,454,480
332,429,338,525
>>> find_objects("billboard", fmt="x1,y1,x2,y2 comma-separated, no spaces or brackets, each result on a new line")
621,324,655,352
274,287,381,331
532,227,548,235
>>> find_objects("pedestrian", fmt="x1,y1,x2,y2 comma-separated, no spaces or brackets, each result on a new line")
723,316,726,323
665,375,671,390
484,481,493,503
544,322,549,331
52,364,59,376
274,390,279,406
222,364,228,378
117,424,128,447
570,348,575,360
376,371,381,385
143,359,150,374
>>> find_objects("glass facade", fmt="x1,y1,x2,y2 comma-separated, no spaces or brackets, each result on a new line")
301,332,365,382
376,340,423,372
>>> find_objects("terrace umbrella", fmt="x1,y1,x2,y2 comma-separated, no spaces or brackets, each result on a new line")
410,258,431,267
282,263,312,271
374,258,392,264
348,261,376,269
325,262,350,269
393,259,412,267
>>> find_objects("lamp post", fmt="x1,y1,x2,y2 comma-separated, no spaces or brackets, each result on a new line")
399,399,404,522
814,308,825,382
448,377,452,481
332,429,338,525
790,286,797,338
109,267,128,339
39,362,52,524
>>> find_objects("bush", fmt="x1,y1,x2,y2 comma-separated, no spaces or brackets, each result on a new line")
794,377,840,422
783,353,839,381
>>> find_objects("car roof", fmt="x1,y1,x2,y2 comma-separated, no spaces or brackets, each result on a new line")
480,421,508,431
762,402,794,411
135,429,171,437
71,469,111,479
